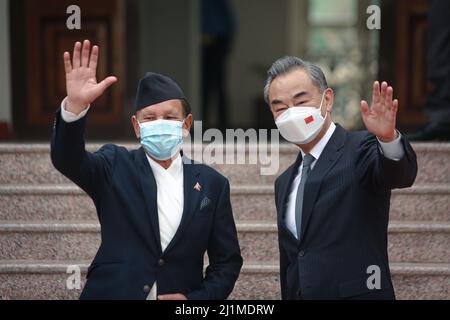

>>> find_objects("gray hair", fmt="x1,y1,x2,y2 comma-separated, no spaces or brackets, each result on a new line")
263,56,328,104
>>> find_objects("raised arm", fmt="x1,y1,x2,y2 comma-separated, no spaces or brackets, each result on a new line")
358,81,418,190
51,40,117,201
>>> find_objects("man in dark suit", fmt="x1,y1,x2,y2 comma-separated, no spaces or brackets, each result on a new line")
51,40,242,300
408,0,450,141
264,57,418,299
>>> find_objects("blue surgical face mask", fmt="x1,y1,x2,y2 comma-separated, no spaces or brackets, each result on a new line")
138,119,185,161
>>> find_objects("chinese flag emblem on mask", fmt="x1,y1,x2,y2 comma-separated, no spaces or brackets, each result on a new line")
304,115,314,124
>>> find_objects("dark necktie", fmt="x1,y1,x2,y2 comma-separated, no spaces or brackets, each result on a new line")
295,154,315,240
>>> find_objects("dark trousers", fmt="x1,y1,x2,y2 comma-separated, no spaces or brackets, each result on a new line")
425,0,450,125
201,36,232,131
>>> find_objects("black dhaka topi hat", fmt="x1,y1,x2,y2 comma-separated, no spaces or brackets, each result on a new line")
134,72,187,113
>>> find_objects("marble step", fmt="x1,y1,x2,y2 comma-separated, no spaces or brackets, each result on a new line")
1,221,449,264
0,260,448,300
0,143,449,185
1,184,449,222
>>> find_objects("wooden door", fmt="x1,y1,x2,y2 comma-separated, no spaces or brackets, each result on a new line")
393,0,429,129
11,0,126,139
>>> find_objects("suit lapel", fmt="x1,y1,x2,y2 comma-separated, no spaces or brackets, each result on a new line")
298,124,347,243
136,148,162,253
163,157,202,254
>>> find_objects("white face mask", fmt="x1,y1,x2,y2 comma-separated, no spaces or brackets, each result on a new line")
275,92,327,145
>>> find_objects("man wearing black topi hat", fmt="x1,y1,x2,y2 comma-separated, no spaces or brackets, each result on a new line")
51,40,242,300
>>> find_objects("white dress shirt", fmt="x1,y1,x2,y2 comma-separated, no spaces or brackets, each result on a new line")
60,97,90,122
146,153,184,300
284,122,405,239
60,98,185,300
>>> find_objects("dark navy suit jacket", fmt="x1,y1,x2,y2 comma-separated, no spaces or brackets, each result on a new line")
50,110,243,300
275,124,418,300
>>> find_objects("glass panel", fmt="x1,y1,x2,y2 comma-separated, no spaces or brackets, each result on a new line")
306,0,380,129
308,0,357,26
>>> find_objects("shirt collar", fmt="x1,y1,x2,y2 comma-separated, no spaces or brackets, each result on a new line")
300,122,337,161
146,152,183,179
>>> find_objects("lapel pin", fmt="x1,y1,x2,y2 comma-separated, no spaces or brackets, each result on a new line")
194,182,202,192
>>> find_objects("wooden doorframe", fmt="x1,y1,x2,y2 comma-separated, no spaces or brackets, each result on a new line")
379,0,429,131
10,0,129,140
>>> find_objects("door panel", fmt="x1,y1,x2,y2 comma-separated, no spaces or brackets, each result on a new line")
13,0,125,138
394,0,428,128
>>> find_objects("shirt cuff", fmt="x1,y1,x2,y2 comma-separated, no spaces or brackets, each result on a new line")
60,97,90,123
377,130,405,161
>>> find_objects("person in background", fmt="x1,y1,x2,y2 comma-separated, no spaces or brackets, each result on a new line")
408,0,450,141
201,0,236,130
